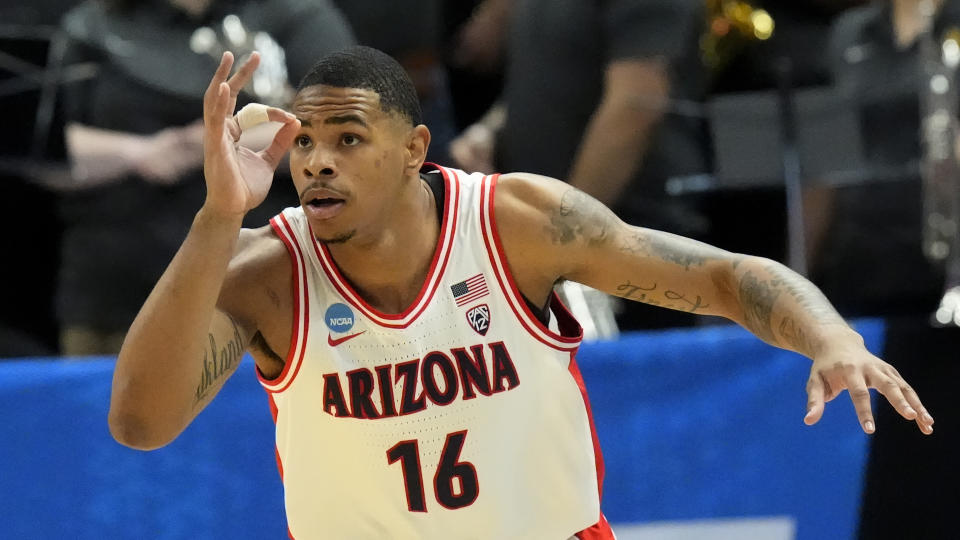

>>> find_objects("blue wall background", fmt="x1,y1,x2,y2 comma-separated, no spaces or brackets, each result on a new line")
0,321,881,539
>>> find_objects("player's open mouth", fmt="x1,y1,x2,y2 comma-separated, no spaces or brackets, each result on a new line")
304,197,346,220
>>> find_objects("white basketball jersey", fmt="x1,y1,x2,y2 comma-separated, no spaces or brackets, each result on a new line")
260,165,613,539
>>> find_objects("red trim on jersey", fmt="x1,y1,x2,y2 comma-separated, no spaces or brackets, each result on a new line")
479,174,582,351
576,512,614,540
568,352,613,540
308,165,460,329
264,392,286,480
259,215,310,393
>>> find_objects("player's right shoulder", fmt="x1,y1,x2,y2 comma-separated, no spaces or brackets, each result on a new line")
219,224,292,320
228,224,291,284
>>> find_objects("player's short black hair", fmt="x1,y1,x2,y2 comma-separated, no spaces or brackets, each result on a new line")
298,46,422,127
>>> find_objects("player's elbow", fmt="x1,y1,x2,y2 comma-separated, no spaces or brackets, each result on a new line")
108,409,175,451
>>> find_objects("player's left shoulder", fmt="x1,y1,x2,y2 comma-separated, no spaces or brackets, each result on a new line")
494,172,619,249
492,172,561,225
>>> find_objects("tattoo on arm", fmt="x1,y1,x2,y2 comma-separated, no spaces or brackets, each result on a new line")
618,230,709,270
664,290,710,313
736,261,847,348
616,280,657,301
546,188,617,246
779,317,817,356
759,262,846,324
615,280,712,313
194,315,245,405
737,270,781,343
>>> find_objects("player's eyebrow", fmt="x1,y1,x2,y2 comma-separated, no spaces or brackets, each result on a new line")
323,114,369,128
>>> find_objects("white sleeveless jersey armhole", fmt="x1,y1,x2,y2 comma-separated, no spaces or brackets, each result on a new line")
261,165,614,540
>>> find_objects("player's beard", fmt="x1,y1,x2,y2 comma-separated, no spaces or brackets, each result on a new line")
315,230,356,245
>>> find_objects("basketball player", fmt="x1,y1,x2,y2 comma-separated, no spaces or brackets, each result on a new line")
108,47,934,539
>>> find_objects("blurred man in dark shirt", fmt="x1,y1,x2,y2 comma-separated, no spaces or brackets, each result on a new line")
452,0,710,330
57,0,354,354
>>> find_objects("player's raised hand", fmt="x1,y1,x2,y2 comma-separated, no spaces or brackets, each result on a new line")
202,51,300,219
803,342,934,435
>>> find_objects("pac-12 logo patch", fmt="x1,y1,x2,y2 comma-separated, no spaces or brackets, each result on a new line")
466,304,490,336
325,303,355,333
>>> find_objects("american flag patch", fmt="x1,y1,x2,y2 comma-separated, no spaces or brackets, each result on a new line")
451,274,489,307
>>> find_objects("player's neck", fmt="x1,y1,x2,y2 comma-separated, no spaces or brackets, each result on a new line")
325,176,440,314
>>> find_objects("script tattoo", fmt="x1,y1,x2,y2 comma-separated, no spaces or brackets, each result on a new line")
664,290,710,313
195,315,244,405
616,280,658,301
737,270,780,343
616,281,711,313
547,188,616,246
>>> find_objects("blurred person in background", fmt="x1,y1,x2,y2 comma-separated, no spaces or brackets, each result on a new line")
57,0,353,355
439,0,509,131
820,0,960,537
451,0,712,330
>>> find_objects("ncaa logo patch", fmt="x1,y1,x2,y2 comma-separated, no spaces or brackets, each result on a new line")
325,303,355,333
466,304,490,336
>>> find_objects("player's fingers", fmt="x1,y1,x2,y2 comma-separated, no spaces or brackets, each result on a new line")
265,107,294,124
844,369,875,433
207,83,230,139
867,367,916,420
226,51,261,97
883,367,934,434
804,375,825,425
261,113,300,168
204,52,234,115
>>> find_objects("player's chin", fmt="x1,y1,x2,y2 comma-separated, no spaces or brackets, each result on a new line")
314,229,356,245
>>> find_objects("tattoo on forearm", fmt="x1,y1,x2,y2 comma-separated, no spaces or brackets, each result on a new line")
736,261,847,347
759,262,846,325
547,188,616,246
616,281,711,313
779,317,817,356
664,290,710,313
195,315,244,404
737,270,780,342
618,230,708,270
616,280,657,301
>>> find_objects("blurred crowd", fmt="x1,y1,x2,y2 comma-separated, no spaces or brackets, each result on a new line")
1,0,958,535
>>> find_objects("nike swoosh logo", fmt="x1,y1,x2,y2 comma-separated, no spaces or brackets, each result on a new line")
328,331,365,347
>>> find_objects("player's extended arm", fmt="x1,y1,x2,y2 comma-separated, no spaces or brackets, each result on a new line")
495,173,934,435
109,52,299,450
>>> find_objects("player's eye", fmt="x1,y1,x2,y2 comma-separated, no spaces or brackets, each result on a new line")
295,135,312,148
342,134,362,146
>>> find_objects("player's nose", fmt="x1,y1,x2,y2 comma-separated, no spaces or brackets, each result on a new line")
303,146,337,178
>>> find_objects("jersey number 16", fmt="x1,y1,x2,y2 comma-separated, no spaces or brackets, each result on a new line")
386,430,479,512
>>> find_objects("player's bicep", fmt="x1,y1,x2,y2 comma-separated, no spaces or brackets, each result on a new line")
533,181,742,318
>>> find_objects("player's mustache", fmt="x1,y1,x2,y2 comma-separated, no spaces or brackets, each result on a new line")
299,181,348,201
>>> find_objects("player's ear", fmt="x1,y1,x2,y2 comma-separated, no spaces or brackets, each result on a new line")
404,124,431,172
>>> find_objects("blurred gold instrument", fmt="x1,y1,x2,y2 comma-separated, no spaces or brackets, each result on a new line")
702,0,775,73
